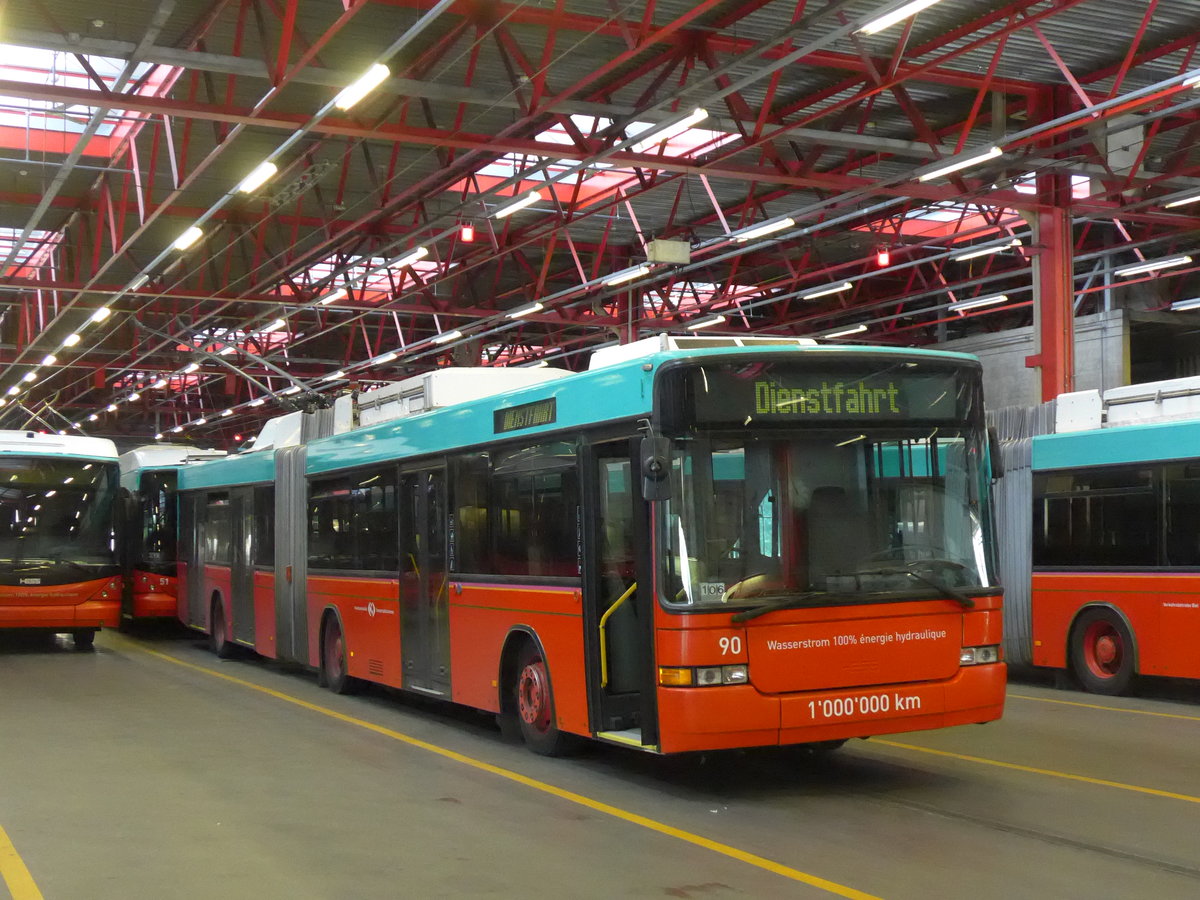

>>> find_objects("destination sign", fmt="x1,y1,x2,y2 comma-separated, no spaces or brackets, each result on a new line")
673,363,966,426
494,397,557,434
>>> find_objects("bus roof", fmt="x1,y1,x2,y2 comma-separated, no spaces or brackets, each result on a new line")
119,444,227,473
177,341,983,489
1033,417,1200,471
0,430,117,461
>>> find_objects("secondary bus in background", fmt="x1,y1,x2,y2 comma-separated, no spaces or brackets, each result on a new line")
177,336,1006,755
0,430,122,649
1000,378,1200,695
118,445,226,626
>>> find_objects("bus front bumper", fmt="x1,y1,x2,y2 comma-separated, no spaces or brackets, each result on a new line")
0,599,120,630
654,663,1006,754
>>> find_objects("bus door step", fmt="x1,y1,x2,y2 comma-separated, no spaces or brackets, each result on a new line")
596,728,657,752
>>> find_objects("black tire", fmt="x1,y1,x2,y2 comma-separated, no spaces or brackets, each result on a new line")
73,629,97,651
209,599,235,659
320,615,361,695
513,642,572,756
1070,607,1136,695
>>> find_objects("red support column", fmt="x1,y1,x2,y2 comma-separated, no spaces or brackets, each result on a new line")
1029,172,1075,401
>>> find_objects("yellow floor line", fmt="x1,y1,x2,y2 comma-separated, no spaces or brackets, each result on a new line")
137,645,878,900
873,740,1200,804
1009,692,1200,722
0,825,44,900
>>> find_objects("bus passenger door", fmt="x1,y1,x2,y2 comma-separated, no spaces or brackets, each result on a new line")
230,486,255,645
399,467,451,696
584,440,654,744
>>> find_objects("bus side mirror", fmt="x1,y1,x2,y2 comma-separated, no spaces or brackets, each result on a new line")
987,426,1005,480
640,435,672,501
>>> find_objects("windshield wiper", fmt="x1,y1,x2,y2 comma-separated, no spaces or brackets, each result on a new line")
732,591,838,623
853,565,975,608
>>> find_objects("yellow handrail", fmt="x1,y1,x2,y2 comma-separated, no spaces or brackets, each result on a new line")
599,581,637,688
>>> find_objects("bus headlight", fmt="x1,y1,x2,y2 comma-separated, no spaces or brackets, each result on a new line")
960,645,1001,665
661,665,748,686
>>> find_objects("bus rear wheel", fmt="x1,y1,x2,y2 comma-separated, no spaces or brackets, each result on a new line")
320,615,360,695
209,600,234,659
514,643,571,756
1070,608,1135,695
73,629,96,651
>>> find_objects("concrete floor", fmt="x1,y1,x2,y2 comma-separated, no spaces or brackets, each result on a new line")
3,628,1199,899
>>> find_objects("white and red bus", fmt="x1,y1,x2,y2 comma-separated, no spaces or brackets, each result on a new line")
118,445,225,624
0,430,122,649
177,336,1006,754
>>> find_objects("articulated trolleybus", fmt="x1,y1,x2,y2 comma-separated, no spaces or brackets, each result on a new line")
0,430,122,649
119,445,226,624
177,336,1005,755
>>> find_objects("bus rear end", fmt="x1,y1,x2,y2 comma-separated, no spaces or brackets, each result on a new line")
649,352,1005,753
0,432,121,648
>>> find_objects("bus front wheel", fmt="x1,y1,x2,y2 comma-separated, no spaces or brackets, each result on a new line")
1070,608,1135,695
514,643,571,756
320,615,360,695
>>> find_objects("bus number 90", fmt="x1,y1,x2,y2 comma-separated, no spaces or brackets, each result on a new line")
718,636,742,656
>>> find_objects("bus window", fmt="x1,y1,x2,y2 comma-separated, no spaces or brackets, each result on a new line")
253,486,275,567
203,493,231,565
308,469,398,572
492,442,579,578
451,453,490,574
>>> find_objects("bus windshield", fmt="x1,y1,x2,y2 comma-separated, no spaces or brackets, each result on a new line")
0,457,119,573
660,429,997,609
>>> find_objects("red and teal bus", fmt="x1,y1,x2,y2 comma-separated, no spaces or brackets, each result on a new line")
1019,378,1200,694
177,336,1006,754
0,430,122,649
118,445,226,625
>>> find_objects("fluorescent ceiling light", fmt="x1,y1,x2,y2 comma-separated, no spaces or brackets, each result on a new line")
1115,254,1192,277
237,160,278,194
1170,297,1200,311
128,392,140,402
629,108,709,152
686,315,726,330
604,265,651,286
218,345,236,356
823,324,868,339
22,372,36,383
41,355,56,366
173,226,204,250
319,289,347,305
1165,193,1200,209
153,378,168,389
171,425,183,433
281,386,301,396
261,318,286,333
194,418,207,426
250,398,265,407
507,302,544,319
89,307,111,323
334,63,390,110
431,329,463,345
62,333,81,347
90,414,101,422
221,409,233,417
734,217,796,242
393,246,429,268
952,238,1023,262
802,281,853,300
1184,73,1200,88
106,404,117,412
917,146,1002,182
5,386,18,396
858,0,946,35
322,370,346,381
492,191,543,219
154,433,163,440
129,273,149,291
373,351,399,364
183,362,200,374
950,293,1009,314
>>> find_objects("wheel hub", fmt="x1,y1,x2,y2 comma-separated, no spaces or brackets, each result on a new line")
518,661,549,730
